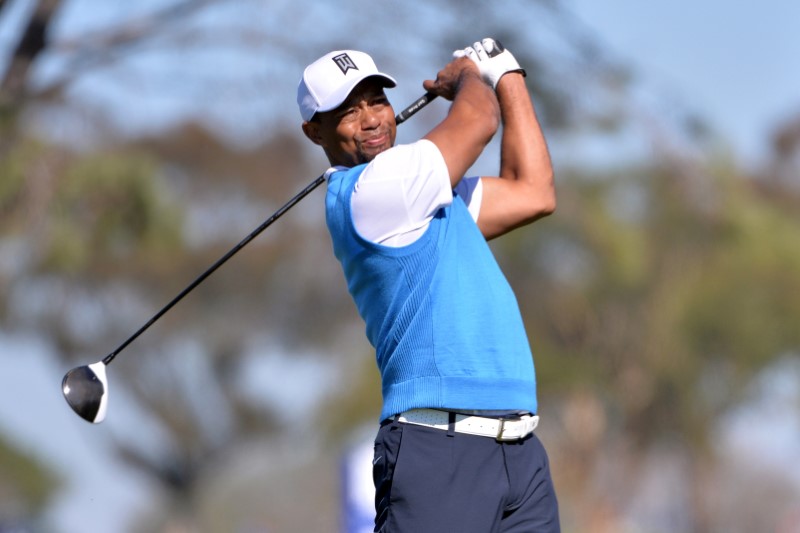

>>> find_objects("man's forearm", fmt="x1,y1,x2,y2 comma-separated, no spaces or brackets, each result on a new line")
423,59,500,186
456,39,556,238
496,72,553,187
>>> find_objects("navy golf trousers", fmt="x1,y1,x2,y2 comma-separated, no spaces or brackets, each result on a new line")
372,416,561,533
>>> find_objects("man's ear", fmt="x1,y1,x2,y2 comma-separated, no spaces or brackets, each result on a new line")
302,121,323,146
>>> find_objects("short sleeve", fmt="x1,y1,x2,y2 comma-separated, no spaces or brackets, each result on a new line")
351,139,453,247
453,176,483,222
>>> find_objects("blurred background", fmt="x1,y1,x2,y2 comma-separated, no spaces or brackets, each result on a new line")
1,1,799,532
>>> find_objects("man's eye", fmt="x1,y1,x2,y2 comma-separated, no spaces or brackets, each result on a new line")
338,108,358,120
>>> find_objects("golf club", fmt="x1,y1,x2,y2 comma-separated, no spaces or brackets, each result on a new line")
62,91,438,424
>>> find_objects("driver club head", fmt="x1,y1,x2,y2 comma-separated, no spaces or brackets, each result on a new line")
62,362,108,424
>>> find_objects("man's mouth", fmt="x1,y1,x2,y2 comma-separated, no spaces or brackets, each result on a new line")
360,132,390,148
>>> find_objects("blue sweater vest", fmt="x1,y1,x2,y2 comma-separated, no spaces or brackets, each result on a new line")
326,165,537,421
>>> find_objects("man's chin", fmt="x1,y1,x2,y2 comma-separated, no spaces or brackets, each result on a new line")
359,144,392,163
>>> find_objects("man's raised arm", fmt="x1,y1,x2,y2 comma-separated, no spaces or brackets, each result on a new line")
422,57,500,188
464,39,556,240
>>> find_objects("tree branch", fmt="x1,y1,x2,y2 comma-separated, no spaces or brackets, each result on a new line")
0,0,62,106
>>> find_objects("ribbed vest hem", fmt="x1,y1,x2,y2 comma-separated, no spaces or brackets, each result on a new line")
380,376,537,421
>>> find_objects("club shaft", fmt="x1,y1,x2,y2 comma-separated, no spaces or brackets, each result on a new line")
102,91,437,366
102,175,325,365
395,92,437,124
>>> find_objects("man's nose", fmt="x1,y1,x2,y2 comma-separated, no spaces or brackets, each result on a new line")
362,106,380,128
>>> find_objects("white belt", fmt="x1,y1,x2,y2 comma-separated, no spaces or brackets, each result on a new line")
395,408,539,441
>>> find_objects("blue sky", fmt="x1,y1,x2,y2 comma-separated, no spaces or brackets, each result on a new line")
4,0,797,167
567,0,800,167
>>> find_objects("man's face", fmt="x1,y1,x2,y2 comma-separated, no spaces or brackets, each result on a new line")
303,78,396,167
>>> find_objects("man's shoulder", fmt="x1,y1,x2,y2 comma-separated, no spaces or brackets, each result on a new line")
374,139,438,163
363,139,444,179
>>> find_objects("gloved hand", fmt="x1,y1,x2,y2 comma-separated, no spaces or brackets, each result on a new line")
453,38,526,89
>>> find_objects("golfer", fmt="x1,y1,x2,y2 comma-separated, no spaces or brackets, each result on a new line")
298,39,559,532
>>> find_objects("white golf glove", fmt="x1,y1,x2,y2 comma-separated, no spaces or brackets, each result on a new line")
454,38,526,89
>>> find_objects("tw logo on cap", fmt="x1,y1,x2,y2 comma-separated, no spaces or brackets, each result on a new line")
332,53,358,75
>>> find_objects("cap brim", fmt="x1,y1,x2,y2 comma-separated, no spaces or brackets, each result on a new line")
315,73,397,115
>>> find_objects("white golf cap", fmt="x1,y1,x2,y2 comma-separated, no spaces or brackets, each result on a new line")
297,50,396,122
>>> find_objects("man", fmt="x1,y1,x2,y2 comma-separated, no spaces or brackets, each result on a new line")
298,39,559,532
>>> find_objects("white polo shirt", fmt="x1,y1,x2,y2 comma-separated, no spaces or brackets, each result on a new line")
350,140,483,247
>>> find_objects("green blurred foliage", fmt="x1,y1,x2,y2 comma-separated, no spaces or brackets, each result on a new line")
0,138,45,223
499,159,800,448
0,435,59,519
48,151,182,273
1,138,183,276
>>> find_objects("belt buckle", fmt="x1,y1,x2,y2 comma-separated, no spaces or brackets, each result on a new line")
496,415,538,441
495,418,517,441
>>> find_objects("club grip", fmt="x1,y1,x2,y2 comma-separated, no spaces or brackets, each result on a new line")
395,92,437,124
